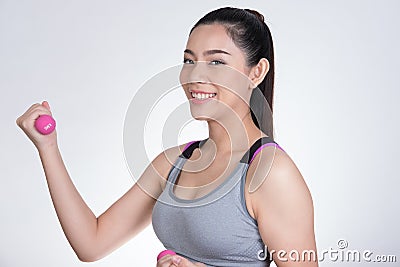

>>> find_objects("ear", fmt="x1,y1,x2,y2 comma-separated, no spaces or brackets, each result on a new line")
248,58,270,89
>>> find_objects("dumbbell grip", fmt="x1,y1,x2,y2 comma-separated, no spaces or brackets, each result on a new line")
157,249,176,261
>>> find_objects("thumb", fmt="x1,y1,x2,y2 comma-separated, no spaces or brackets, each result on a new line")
41,100,51,111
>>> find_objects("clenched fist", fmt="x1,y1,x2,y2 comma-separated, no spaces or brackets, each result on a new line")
16,101,57,151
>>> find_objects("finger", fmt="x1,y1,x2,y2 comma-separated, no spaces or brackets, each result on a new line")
171,256,195,267
23,111,52,130
27,105,53,119
18,109,53,131
17,103,49,126
25,102,52,117
17,103,40,122
42,100,51,111
26,103,42,113
157,250,177,261
157,254,175,267
177,257,206,267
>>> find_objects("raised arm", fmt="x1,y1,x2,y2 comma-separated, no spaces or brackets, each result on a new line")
16,101,185,262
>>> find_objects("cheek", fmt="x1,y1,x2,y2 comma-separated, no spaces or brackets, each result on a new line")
209,66,250,93
218,87,248,109
214,72,250,105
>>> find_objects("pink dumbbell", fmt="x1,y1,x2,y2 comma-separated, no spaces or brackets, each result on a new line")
34,114,56,135
157,249,176,262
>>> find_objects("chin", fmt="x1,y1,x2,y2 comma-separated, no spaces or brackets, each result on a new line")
190,110,214,121
191,114,210,121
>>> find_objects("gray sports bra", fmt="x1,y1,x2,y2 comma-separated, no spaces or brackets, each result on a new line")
152,136,285,266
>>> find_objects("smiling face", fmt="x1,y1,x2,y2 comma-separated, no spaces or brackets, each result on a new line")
179,23,255,122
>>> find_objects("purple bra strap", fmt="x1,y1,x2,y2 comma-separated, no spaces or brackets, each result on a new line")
249,143,285,164
183,140,199,152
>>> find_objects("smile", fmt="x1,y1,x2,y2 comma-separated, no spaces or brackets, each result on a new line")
191,92,217,100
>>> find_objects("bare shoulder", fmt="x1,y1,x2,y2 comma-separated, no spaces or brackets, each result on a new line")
246,146,314,221
141,142,188,195
157,143,187,186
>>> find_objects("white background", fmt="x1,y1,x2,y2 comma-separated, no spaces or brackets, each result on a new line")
1,0,399,266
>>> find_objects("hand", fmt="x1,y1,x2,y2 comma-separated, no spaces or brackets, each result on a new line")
156,254,207,267
16,101,57,151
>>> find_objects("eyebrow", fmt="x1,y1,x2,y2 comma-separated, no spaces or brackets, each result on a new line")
184,49,231,56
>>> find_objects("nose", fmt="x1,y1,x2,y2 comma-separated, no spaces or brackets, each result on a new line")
180,61,209,86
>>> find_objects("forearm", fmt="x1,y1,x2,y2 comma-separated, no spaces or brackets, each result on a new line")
39,143,98,261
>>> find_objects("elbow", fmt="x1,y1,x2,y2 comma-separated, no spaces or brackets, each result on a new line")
78,256,94,263
77,253,102,263
75,248,104,263
78,258,98,263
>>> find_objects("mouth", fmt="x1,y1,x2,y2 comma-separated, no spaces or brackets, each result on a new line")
190,91,217,100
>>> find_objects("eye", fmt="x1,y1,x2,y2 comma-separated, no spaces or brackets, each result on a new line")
210,60,225,65
183,58,194,64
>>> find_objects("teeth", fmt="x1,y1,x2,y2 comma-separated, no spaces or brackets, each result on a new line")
191,92,217,100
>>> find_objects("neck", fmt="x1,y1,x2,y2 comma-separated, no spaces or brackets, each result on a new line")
205,110,265,154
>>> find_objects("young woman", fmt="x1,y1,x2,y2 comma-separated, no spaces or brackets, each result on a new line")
16,7,318,267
